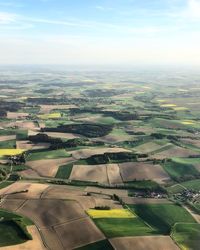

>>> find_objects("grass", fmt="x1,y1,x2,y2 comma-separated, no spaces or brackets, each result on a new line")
96,116,119,125
0,210,33,226
171,223,200,250
75,240,114,250
0,149,25,156
38,112,61,119
27,149,71,161
55,163,73,179
0,220,28,247
0,181,13,189
94,217,156,237
87,209,135,219
171,157,200,165
125,180,164,193
16,130,28,140
167,184,186,194
0,209,33,247
181,179,200,191
12,165,29,172
129,204,196,234
0,140,16,149
162,161,199,180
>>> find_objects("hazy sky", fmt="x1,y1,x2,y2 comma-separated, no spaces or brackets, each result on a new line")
0,0,200,66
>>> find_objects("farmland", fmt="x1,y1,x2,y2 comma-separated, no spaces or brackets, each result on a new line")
0,69,200,249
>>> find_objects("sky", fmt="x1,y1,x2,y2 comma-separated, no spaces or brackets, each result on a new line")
0,0,200,67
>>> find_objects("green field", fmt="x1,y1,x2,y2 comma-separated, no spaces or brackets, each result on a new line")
171,157,200,165
167,184,186,194
16,130,28,140
0,140,16,149
172,223,200,250
94,217,156,237
180,179,200,191
27,149,71,161
55,163,73,178
0,209,33,247
0,181,13,190
126,180,165,193
129,204,196,234
75,240,114,250
163,160,199,180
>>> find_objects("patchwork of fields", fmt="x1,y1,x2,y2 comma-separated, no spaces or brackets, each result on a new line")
0,71,200,250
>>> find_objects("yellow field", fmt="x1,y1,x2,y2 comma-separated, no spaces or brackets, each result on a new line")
156,99,166,103
181,120,195,125
135,91,145,94
161,104,177,107
173,107,188,111
178,89,188,92
87,209,135,219
18,96,28,100
38,112,61,119
0,149,25,156
142,86,151,89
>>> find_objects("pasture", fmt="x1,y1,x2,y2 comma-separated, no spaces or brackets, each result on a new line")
129,204,196,234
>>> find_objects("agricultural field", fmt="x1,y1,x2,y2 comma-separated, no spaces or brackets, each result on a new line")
0,70,200,249
171,223,200,250
129,204,196,234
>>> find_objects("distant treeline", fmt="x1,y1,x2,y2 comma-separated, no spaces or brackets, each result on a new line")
29,133,104,149
70,108,139,121
42,123,113,138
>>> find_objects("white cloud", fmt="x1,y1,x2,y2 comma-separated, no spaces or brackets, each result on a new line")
187,0,200,18
0,12,17,24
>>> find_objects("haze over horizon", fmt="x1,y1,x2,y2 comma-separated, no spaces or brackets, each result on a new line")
0,0,200,67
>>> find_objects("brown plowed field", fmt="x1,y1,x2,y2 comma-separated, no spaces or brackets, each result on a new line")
110,236,180,250
107,164,123,184
153,146,199,159
0,135,16,141
16,199,86,228
119,162,170,184
26,157,73,177
71,147,131,160
54,217,105,249
70,164,109,184
0,182,49,199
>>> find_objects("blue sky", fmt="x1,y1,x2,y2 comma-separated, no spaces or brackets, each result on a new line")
0,0,200,66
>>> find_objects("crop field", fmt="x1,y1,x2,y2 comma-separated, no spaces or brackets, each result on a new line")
171,223,200,250
180,179,200,191
119,162,170,184
26,157,74,177
129,204,196,234
69,164,108,184
71,147,131,160
87,209,135,219
26,149,71,161
153,145,199,159
1,225,45,250
110,236,179,250
0,209,32,247
76,239,114,250
38,112,61,119
0,149,25,156
93,217,156,237
133,141,171,154
163,160,199,180
54,217,105,249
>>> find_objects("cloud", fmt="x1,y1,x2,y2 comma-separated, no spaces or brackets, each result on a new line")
187,0,200,18
0,12,17,24
0,11,169,35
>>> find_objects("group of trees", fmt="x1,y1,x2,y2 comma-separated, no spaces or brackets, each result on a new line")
42,123,113,138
